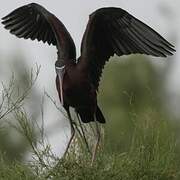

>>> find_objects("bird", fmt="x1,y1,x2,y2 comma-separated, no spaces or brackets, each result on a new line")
2,3,175,160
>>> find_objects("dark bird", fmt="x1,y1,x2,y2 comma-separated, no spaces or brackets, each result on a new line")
2,3,175,159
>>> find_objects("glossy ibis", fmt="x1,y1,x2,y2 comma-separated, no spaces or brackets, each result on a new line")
2,3,175,161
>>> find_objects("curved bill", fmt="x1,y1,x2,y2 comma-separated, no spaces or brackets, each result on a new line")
55,65,65,106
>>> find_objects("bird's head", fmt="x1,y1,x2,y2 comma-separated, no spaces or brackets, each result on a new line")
55,60,66,106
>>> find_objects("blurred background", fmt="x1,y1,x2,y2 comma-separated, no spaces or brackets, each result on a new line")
0,0,180,164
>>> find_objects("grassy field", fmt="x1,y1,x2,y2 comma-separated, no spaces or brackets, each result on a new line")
0,108,180,180
0,58,180,179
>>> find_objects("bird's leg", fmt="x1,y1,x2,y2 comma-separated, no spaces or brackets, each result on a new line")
76,113,91,155
91,120,101,166
63,108,75,157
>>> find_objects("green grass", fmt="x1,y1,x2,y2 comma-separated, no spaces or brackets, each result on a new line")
0,63,180,179
0,155,37,180
1,111,179,180
46,113,179,180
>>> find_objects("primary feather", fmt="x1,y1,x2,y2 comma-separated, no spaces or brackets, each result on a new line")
2,4,175,82
2,3,56,45
2,3,76,60
80,7,175,90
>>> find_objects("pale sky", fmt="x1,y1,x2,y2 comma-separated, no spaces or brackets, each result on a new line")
0,0,180,155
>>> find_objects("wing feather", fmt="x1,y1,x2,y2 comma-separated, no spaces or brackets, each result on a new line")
2,3,57,46
2,3,76,60
80,7,175,90
2,3,57,45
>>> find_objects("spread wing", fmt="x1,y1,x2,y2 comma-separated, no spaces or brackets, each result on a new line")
2,3,76,60
80,7,175,90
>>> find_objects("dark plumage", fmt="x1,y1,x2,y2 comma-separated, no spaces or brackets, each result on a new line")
2,3,175,124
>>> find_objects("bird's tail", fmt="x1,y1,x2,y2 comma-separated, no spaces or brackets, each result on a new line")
77,106,105,124
95,106,106,123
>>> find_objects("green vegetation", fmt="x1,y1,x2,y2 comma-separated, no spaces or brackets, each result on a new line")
0,55,180,179
0,155,36,180
0,111,178,180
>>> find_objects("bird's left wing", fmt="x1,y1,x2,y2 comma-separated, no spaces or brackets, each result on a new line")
80,7,175,90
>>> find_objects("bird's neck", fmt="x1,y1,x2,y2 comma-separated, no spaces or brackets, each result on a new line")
56,57,76,67
48,15,76,60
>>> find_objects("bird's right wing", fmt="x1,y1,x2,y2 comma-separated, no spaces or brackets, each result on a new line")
2,3,76,60
2,3,57,45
